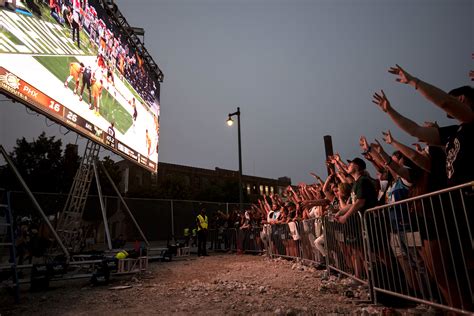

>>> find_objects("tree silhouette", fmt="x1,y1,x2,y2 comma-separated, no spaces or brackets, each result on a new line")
2,132,63,192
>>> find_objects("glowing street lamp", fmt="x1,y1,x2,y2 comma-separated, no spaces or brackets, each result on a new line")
226,107,243,213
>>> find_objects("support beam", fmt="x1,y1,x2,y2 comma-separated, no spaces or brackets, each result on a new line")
92,159,112,250
98,161,149,246
0,145,70,259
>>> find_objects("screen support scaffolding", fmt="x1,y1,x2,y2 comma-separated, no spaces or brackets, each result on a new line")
0,145,70,259
97,160,150,247
57,140,100,253
58,139,150,257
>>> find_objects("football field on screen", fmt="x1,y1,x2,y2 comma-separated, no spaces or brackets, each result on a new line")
34,55,133,134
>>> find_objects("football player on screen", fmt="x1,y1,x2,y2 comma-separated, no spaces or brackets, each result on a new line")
91,79,103,115
79,65,93,108
129,97,137,130
145,129,152,157
64,62,84,94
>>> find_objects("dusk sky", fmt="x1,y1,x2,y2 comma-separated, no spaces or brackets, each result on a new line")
1,0,472,184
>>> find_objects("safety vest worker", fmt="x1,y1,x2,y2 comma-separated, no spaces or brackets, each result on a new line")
115,250,128,260
184,228,190,237
192,228,197,237
196,213,208,231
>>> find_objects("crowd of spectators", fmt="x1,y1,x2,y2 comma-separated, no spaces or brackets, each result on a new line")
241,65,472,310
46,0,159,109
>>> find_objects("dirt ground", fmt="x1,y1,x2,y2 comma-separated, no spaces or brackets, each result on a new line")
0,253,431,315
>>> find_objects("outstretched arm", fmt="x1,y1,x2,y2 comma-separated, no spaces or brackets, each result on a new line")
382,130,431,172
389,64,474,123
372,140,412,183
372,90,442,145
360,136,385,173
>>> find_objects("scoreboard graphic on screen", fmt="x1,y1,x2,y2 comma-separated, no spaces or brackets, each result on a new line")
0,1,161,172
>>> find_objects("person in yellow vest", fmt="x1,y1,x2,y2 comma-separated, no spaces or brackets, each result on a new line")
196,208,209,256
115,250,128,260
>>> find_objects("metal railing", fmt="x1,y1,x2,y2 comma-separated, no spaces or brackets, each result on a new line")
364,181,474,314
260,182,473,314
324,212,369,284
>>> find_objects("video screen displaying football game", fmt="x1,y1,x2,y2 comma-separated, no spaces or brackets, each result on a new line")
0,0,161,172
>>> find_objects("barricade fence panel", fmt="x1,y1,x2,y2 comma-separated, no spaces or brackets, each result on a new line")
239,227,265,253
364,182,473,314
324,212,369,284
298,218,324,264
266,222,301,259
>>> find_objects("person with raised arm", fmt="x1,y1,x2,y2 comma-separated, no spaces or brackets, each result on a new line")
373,65,474,186
335,157,377,224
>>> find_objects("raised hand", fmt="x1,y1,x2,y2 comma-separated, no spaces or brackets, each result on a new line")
388,64,415,85
412,143,423,153
372,90,392,113
309,172,321,181
359,136,369,152
334,153,341,162
382,130,393,144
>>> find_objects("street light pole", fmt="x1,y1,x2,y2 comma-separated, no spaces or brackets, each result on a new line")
227,107,243,214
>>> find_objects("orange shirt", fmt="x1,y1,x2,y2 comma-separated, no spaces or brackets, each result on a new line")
92,80,102,98
69,62,82,79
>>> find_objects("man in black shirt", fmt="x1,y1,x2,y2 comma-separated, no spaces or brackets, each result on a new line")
335,157,377,224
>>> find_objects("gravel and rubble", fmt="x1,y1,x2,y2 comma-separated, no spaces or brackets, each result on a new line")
0,254,433,315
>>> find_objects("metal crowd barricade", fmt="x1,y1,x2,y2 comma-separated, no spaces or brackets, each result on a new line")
364,182,474,315
324,212,369,284
207,227,238,252
226,228,238,252
297,218,324,264
265,222,301,259
240,227,265,253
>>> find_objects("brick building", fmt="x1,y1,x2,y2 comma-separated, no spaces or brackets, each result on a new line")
116,160,291,202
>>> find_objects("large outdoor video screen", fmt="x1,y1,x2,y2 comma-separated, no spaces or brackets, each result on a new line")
0,0,160,172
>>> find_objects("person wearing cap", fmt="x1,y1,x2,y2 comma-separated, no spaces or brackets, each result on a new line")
335,157,377,224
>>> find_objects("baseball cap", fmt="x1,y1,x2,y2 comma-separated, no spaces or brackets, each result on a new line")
347,157,366,170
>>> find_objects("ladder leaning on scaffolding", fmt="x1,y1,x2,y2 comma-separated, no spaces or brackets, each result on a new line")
56,139,150,258
56,140,100,254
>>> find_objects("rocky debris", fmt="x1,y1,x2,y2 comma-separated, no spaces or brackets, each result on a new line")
0,254,425,315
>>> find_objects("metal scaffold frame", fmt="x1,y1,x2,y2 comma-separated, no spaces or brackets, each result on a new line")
57,139,150,257
0,142,150,302
0,145,70,259
56,140,100,253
